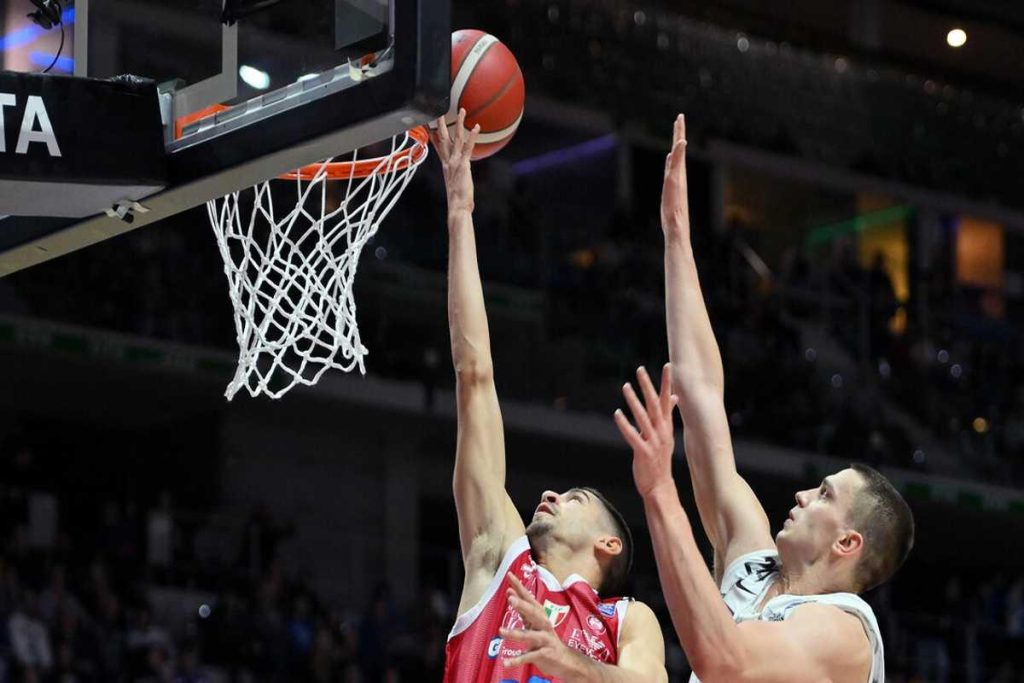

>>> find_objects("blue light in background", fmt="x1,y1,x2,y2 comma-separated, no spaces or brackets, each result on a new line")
512,134,617,176
30,51,73,72
0,23,48,51
0,7,75,52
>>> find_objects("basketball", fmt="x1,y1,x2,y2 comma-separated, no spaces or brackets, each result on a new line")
446,29,525,160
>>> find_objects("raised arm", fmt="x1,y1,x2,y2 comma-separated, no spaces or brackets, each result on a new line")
660,115,773,576
615,375,870,683
435,111,525,607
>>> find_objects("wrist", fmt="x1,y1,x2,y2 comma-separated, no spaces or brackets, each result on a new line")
561,649,597,683
662,223,690,245
447,201,474,217
641,479,678,505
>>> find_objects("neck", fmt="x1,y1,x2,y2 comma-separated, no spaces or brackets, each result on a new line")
531,538,602,590
778,560,850,596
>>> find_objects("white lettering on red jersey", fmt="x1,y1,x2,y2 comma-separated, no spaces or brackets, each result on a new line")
444,536,630,683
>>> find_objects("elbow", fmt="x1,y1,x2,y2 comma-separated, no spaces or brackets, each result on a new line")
454,360,494,387
688,663,745,683
691,664,738,683
689,646,748,683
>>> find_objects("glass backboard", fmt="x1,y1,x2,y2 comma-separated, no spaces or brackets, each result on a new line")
0,0,450,276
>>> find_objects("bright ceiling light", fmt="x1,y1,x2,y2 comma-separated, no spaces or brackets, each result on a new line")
239,65,271,90
946,28,967,48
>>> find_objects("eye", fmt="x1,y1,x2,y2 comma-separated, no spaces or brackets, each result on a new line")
819,486,829,499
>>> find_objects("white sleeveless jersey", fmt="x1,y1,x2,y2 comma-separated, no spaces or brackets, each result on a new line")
689,549,885,683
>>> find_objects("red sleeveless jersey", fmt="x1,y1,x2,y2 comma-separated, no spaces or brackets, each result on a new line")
444,536,631,683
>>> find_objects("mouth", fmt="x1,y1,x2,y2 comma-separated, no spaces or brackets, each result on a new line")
535,503,555,517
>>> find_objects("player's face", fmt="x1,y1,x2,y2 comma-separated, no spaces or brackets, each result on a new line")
526,488,605,546
776,468,865,561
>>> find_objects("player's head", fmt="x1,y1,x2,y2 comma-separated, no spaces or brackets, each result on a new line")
526,486,633,596
776,465,914,593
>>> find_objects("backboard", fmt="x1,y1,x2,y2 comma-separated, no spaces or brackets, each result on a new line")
0,0,450,276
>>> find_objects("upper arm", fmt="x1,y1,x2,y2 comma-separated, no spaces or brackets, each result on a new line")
676,387,774,580
453,373,525,573
702,604,871,683
616,601,668,682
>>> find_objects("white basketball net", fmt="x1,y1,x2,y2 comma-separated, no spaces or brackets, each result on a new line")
206,129,429,400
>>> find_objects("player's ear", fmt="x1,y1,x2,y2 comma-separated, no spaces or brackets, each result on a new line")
594,534,623,559
834,528,864,560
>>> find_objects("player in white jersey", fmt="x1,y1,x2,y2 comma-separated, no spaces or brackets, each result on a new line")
613,114,914,683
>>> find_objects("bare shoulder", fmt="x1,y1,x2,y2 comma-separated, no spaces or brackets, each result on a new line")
788,603,873,676
617,600,667,681
621,600,663,637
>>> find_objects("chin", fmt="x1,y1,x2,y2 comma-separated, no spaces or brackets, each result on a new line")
526,518,553,539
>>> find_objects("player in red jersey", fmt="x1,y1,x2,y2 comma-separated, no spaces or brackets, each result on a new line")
434,111,667,683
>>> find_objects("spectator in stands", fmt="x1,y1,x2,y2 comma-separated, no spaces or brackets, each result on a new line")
8,590,53,678
125,604,174,680
146,493,175,581
38,565,84,631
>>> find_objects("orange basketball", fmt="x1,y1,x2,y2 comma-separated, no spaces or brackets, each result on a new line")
447,29,525,160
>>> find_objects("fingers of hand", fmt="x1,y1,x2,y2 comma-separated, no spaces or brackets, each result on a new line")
465,123,481,155
505,581,549,631
623,382,655,439
498,627,548,650
435,116,450,144
437,109,477,163
636,366,662,424
506,573,532,601
614,409,643,450
456,108,467,145
503,649,545,669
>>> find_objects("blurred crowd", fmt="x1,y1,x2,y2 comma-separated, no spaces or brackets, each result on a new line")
878,570,1024,682
0,437,454,682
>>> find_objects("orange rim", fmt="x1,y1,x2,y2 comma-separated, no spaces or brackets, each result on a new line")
280,125,430,181
175,104,430,182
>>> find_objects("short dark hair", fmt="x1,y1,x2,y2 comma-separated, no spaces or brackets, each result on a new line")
847,464,915,592
580,487,633,597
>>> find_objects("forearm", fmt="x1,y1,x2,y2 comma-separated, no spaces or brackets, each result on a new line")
447,206,494,381
664,230,724,396
664,230,734,543
565,655,659,683
641,483,743,680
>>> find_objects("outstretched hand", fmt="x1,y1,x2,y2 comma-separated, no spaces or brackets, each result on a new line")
431,109,480,214
660,114,689,239
497,574,586,679
614,364,678,499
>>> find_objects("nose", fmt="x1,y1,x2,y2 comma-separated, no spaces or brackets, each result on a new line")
795,489,810,507
542,490,559,505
